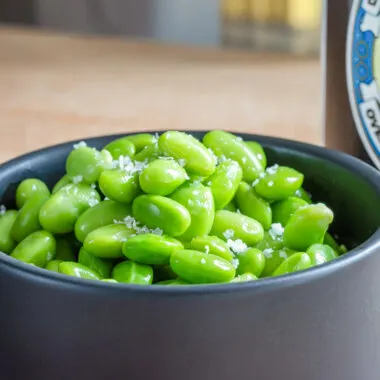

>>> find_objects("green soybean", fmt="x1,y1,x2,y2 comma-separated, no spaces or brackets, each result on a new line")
272,252,312,277
59,262,101,280
255,231,284,252
75,200,132,242
156,278,190,285
0,210,18,254
231,273,258,283
203,130,263,181
11,230,56,268
236,248,265,277
294,188,312,203
139,159,188,196
134,143,160,163
283,203,334,251
159,131,216,176
84,224,135,259
123,234,183,265
170,249,236,284
171,183,215,241
112,261,153,285
211,210,264,246
324,232,342,254
206,160,243,210
15,178,50,209
11,194,49,242
255,166,304,201
104,137,136,159
261,248,296,277
52,175,71,194
306,244,338,266
66,146,112,184
235,182,272,230
190,236,234,262
271,196,309,226
78,247,114,278
39,184,101,234
45,260,63,273
99,170,140,204
132,194,191,237
245,141,267,170
102,279,118,283
125,133,157,153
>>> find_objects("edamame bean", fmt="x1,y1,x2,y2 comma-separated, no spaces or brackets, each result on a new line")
84,224,135,259
55,238,77,261
132,194,191,237
59,262,101,280
171,183,215,241
170,249,236,284
52,175,71,194
125,133,157,153
206,160,242,210
39,184,101,234
236,248,265,277
0,210,18,254
99,170,140,204
104,137,136,159
45,260,63,272
156,278,190,285
11,230,56,267
306,244,337,266
235,182,272,230
134,143,160,163
211,210,264,246
255,231,284,252
272,252,312,277
75,200,132,242
123,234,183,265
324,232,342,254
78,247,114,278
283,203,334,251
231,273,258,283
102,279,118,283
203,130,263,181
15,178,50,209
254,166,304,201
139,159,188,196
271,196,309,226
294,188,312,203
261,248,296,277
11,194,49,242
245,141,267,170
112,261,153,285
159,131,216,176
190,236,234,262
66,146,112,184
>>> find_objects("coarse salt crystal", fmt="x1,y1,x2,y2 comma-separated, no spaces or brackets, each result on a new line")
268,181,274,187
73,141,87,149
226,238,247,254
268,223,284,240
232,258,239,269
252,179,260,187
223,229,235,239
279,250,288,259
266,164,279,175
263,248,274,258
178,159,187,167
91,183,97,189
204,245,210,255
201,258,207,264
236,208,241,214
0,205,6,215
72,175,83,184
88,198,99,207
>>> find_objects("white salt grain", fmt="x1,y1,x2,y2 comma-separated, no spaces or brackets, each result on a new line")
0,205,6,215
223,229,235,239
73,141,87,149
72,175,83,184
226,239,247,254
263,248,274,258
268,223,284,240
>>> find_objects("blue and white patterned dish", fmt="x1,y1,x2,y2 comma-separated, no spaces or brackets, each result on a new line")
347,0,380,168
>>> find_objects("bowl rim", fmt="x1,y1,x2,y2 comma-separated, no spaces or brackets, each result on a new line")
1,130,380,295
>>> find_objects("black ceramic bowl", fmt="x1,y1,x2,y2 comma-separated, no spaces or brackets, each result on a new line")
1,131,380,380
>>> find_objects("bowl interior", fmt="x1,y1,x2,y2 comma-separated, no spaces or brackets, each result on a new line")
0,131,379,252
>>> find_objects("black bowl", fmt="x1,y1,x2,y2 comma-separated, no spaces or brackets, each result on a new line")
1,131,380,380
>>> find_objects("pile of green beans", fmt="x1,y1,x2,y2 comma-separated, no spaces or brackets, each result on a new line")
0,131,347,285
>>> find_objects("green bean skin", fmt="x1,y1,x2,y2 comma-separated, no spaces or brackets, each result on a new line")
139,159,188,196
0,210,18,254
293,188,312,203
75,200,132,243
261,248,296,277
306,244,338,266
230,273,258,283
206,160,243,210
171,183,215,241
272,252,312,277
84,224,135,259
283,203,334,251
156,278,190,285
211,210,264,246
159,131,216,176
11,230,56,268
123,234,183,265
170,249,236,284
132,194,191,237
190,236,234,262
104,137,136,159
134,143,160,163
78,247,114,278
45,260,63,273
15,178,50,209
112,261,154,285
52,175,72,194
245,141,267,170
271,196,309,226
39,184,101,234
235,182,272,230
125,133,157,153
203,130,264,181
59,262,101,280
236,248,265,277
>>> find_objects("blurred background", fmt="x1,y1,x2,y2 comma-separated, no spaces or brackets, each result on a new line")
1,0,322,56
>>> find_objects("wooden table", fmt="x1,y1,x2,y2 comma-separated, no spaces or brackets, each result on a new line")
0,27,322,163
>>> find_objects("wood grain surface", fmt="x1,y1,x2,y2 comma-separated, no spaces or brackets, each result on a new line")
0,27,322,163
